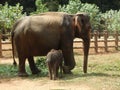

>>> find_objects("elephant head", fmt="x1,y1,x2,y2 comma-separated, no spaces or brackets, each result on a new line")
73,13,91,73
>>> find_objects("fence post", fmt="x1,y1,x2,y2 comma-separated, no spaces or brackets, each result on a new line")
94,30,98,53
115,30,119,50
0,34,2,57
104,30,108,52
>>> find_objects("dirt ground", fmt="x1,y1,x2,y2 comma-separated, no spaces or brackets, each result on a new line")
0,58,91,90
0,43,91,90
0,77,89,90
0,40,119,90
0,76,90,90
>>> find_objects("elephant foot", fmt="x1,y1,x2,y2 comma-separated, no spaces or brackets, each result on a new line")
63,66,72,74
18,72,28,77
32,68,41,74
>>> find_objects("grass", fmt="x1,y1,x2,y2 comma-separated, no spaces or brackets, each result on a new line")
0,57,48,79
0,64,18,79
61,52,120,89
0,52,120,89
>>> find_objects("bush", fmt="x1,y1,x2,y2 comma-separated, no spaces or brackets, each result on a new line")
58,0,102,31
35,57,48,76
101,10,120,32
79,3,102,31
31,0,48,15
0,3,26,33
58,0,83,14
0,57,48,78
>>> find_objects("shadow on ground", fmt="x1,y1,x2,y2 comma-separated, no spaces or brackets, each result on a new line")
0,63,120,81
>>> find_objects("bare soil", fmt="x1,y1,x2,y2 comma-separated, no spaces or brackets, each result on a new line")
0,40,119,90
0,76,90,90
0,43,91,90
0,59,90,90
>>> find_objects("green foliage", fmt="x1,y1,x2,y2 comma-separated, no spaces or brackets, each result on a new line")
58,0,101,30
0,64,18,78
0,3,25,32
81,0,120,13
79,3,101,30
0,0,120,34
0,57,48,78
101,10,120,32
40,0,68,11
58,0,83,14
31,0,48,14
58,0,120,32
35,57,48,76
45,1,59,11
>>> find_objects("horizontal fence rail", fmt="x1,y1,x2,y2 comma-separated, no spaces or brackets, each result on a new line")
74,30,120,53
0,30,120,57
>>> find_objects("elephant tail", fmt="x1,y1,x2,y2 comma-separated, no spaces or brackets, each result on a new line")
11,31,17,66
11,17,25,66
11,18,24,66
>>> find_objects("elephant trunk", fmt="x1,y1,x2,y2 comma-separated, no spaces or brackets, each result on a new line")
62,48,76,74
83,38,90,73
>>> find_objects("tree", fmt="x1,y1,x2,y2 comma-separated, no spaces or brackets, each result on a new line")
31,0,48,14
101,10,120,32
81,0,120,12
40,0,69,11
0,0,36,15
0,3,25,33
58,0,101,31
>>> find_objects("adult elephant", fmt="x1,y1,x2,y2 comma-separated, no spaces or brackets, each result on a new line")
11,12,91,76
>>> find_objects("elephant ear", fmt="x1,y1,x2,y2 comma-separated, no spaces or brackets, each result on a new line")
76,12,90,25
74,15,82,33
76,13,91,33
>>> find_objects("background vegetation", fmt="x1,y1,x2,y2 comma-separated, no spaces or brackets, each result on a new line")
0,3,25,34
0,0,120,34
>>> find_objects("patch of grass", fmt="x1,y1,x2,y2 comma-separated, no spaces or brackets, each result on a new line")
0,64,18,78
35,57,48,76
0,53,120,89
0,57,48,79
25,57,48,78
61,53,120,89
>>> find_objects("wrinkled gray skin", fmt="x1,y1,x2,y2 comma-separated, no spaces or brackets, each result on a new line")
11,12,91,77
46,49,63,80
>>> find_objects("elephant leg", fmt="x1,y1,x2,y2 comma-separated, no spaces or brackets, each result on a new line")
60,36,76,74
48,65,52,80
53,66,57,80
62,48,76,74
18,56,28,77
56,66,59,78
59,65,62,78
49,67,53,80
28,56,40,74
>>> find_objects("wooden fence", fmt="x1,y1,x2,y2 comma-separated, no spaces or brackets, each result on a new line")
0,30,120,57
74,30,120,53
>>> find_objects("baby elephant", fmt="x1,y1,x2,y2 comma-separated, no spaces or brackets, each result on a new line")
46,49,63,80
